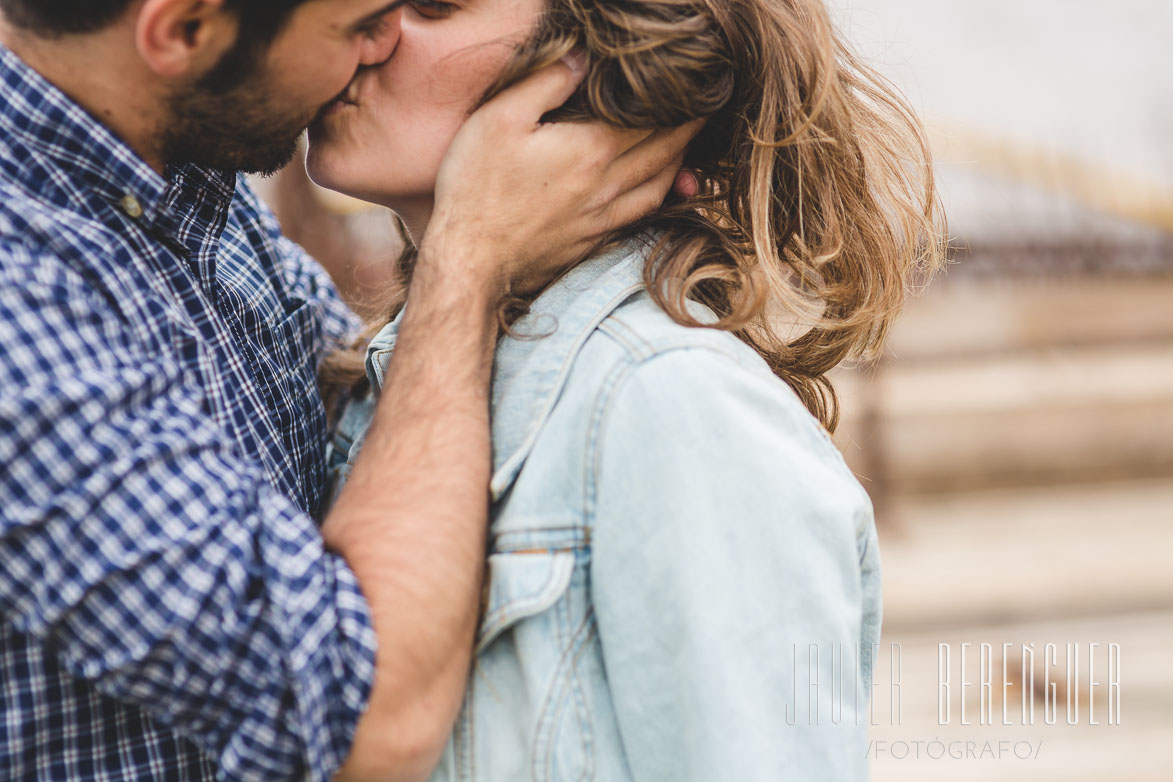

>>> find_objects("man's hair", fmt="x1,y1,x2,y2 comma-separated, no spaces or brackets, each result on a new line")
0,0,310,42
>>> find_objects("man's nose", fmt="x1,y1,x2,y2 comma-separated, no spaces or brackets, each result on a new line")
358,10,401,66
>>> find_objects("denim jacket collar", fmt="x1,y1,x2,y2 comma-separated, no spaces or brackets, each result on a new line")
364,235,655,500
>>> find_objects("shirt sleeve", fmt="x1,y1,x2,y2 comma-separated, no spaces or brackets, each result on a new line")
0,245,377,781
589,347,878,781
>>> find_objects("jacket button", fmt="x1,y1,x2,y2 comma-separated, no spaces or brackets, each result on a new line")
120,194,144,218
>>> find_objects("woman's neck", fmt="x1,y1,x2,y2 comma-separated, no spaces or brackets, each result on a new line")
386,196,434,246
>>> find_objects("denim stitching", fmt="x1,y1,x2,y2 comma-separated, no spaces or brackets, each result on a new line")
533,605,598,782
568,609,598,782
585,345,751,529
477,554,575,654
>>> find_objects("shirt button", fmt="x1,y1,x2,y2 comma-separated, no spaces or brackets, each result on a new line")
120,194,144,219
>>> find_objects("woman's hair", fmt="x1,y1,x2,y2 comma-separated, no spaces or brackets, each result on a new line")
321,0,947,432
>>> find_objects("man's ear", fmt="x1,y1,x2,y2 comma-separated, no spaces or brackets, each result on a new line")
134,0,240,79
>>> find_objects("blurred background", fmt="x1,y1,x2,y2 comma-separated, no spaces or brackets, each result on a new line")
830,2,1172,779
253,1,1173,778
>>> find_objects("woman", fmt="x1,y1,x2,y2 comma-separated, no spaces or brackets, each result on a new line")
309,0,945,778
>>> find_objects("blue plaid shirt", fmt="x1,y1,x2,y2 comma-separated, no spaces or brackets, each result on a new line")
0,45,377,781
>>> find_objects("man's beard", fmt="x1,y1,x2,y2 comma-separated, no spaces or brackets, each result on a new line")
160,44,325,176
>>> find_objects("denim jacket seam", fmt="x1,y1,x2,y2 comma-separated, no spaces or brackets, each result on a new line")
490,525,590,553
595,313,656,359
532,603,598,782
569,607,599,782
582,355,641,526
583,341,757,529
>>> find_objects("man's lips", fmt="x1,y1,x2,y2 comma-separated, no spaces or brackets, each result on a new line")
330,79,361,108
313,79,362,124
314,63,385,123
340,77,362,106
326,75,362,108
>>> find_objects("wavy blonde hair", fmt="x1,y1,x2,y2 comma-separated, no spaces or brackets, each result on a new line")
322,0,947,432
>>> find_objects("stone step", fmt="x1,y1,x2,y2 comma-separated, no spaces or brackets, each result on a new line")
843,341,1173,494
886,276,1173,361
877,479,1173,632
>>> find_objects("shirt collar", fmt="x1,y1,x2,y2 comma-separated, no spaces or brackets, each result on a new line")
0,43,233,231
364,235,655,500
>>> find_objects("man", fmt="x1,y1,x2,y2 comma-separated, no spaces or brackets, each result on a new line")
0,1,696,779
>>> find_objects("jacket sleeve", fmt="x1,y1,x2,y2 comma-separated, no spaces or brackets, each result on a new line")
0,244,376,781
589,347,879,781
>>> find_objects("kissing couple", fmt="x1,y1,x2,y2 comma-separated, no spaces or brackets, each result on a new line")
0,1,943,780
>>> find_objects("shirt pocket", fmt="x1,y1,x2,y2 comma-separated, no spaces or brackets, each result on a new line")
272,298,319,377
477,550,576,655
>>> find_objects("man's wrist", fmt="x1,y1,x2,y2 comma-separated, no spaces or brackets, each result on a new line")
416,209,517,298
408,245,504,329
415,256,498,306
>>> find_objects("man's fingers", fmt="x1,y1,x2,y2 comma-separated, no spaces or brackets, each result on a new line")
609,118,706,190
537,122,655,162
604,152,686,231
484,57,586,126
674,170,700,198
607,127,658,156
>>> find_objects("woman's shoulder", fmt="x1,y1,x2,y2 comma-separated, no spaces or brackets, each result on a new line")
587,292,806,412
572,291,859,485
600,289,739,349
575,289,769,386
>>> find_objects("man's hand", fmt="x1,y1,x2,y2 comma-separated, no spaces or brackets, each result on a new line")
423,56,704,300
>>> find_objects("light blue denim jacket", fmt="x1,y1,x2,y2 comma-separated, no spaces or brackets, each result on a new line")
326,236,882,781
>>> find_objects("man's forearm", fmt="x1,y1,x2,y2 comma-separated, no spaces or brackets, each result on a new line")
322,257,499,781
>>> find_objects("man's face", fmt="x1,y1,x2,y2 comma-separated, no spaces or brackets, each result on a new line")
162,0,403,174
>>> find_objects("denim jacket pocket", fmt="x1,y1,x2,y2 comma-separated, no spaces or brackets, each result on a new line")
477,551,575,655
